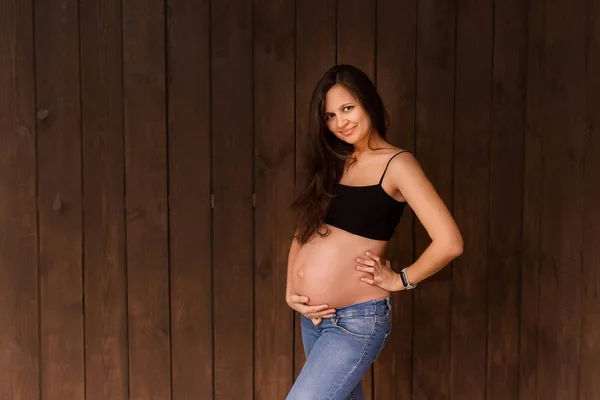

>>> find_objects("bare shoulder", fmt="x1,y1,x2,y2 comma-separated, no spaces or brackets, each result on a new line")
386,149,420,177
385,146,409,154
385,150,432,202
378,149,418,201
375,147,412,161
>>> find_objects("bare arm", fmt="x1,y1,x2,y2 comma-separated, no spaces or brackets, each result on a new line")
388,152,463,288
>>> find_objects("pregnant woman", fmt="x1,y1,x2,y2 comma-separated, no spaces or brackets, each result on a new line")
285,65,464,400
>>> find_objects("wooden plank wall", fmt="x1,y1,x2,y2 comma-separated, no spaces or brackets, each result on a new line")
0,0,599,399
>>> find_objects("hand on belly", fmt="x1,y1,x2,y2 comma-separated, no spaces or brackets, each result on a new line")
286,294,336,326
354,251,401,292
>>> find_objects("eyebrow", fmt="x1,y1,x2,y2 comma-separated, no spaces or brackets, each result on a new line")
323,102,354,115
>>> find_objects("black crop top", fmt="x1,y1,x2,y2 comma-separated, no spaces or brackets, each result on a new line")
324,151,409,241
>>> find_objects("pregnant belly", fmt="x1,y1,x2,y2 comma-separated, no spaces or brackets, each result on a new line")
291,225,390,309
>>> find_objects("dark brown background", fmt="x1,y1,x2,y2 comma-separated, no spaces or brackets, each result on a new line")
1,0,598,399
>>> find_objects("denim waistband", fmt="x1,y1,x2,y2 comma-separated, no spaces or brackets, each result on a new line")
332,297,391,318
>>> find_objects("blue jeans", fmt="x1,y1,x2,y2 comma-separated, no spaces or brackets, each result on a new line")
286,297,393,400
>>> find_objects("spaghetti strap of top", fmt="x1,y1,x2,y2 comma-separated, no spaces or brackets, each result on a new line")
378,150,410,185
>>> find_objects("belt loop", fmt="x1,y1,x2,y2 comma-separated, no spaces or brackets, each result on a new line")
386,297,392,310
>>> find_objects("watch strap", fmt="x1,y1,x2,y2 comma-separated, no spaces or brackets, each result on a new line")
400,267,417,290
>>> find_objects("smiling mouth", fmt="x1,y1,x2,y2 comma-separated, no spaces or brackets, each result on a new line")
340,126,355,136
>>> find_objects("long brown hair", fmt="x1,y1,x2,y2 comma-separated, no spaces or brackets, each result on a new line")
291,65,389,244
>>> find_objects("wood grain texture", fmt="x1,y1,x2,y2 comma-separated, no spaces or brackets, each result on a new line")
535,0,586,398
254,1,296,398
374,0,417,398
520,0,544,396
337,0,376,81
412,0,456,398
34,0,85,397
580,0,600,396
211,0,254,398
294,0,337,380
450,0,493,398
3,3,599,399
0,0,39,398
166,0,212,398
122,0,171,398
79,0,128,398
486,0,528,398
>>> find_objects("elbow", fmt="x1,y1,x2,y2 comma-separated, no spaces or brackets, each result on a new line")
448,239,464,258
450,243,463,258
439,238,463,258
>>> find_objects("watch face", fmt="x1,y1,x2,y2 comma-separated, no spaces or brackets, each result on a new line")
400,270,409,287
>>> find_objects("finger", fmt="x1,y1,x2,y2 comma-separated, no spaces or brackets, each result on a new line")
292,294,309,303
308,308,336,318
306,304,330,313
356,265,375,273
365,251,381,262
361,277,375,285
322,314,335,319
317,309,336,317
356,257,376,267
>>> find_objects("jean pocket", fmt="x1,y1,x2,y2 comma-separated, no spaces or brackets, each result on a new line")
333,316,375,338
375,313,392,325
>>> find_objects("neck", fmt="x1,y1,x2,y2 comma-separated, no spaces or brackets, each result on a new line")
353,131,385,155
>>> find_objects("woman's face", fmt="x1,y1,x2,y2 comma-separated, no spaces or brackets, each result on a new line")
323,84,372,145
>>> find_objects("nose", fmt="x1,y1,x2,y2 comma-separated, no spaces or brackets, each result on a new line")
337,118,349,130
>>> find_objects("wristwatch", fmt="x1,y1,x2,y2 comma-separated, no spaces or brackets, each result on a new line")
400,267,417,290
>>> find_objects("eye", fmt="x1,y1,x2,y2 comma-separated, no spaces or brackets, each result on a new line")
325,113,335,120
343,105,354,112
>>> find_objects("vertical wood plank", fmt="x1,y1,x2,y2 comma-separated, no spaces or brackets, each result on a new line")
79,0,128,398
34,0,85,397
294,0,337,380
536,0,586,398
254,1,296,398
0,0,39,398
580,0,600,396
166,0,212,398
337,0,376,80
450,0,493,398
374,0,417,398
412,0,456,398
211,0,254,398
122,0,171,398
486,0,528,398
519,0,544,396
337,2,377,396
